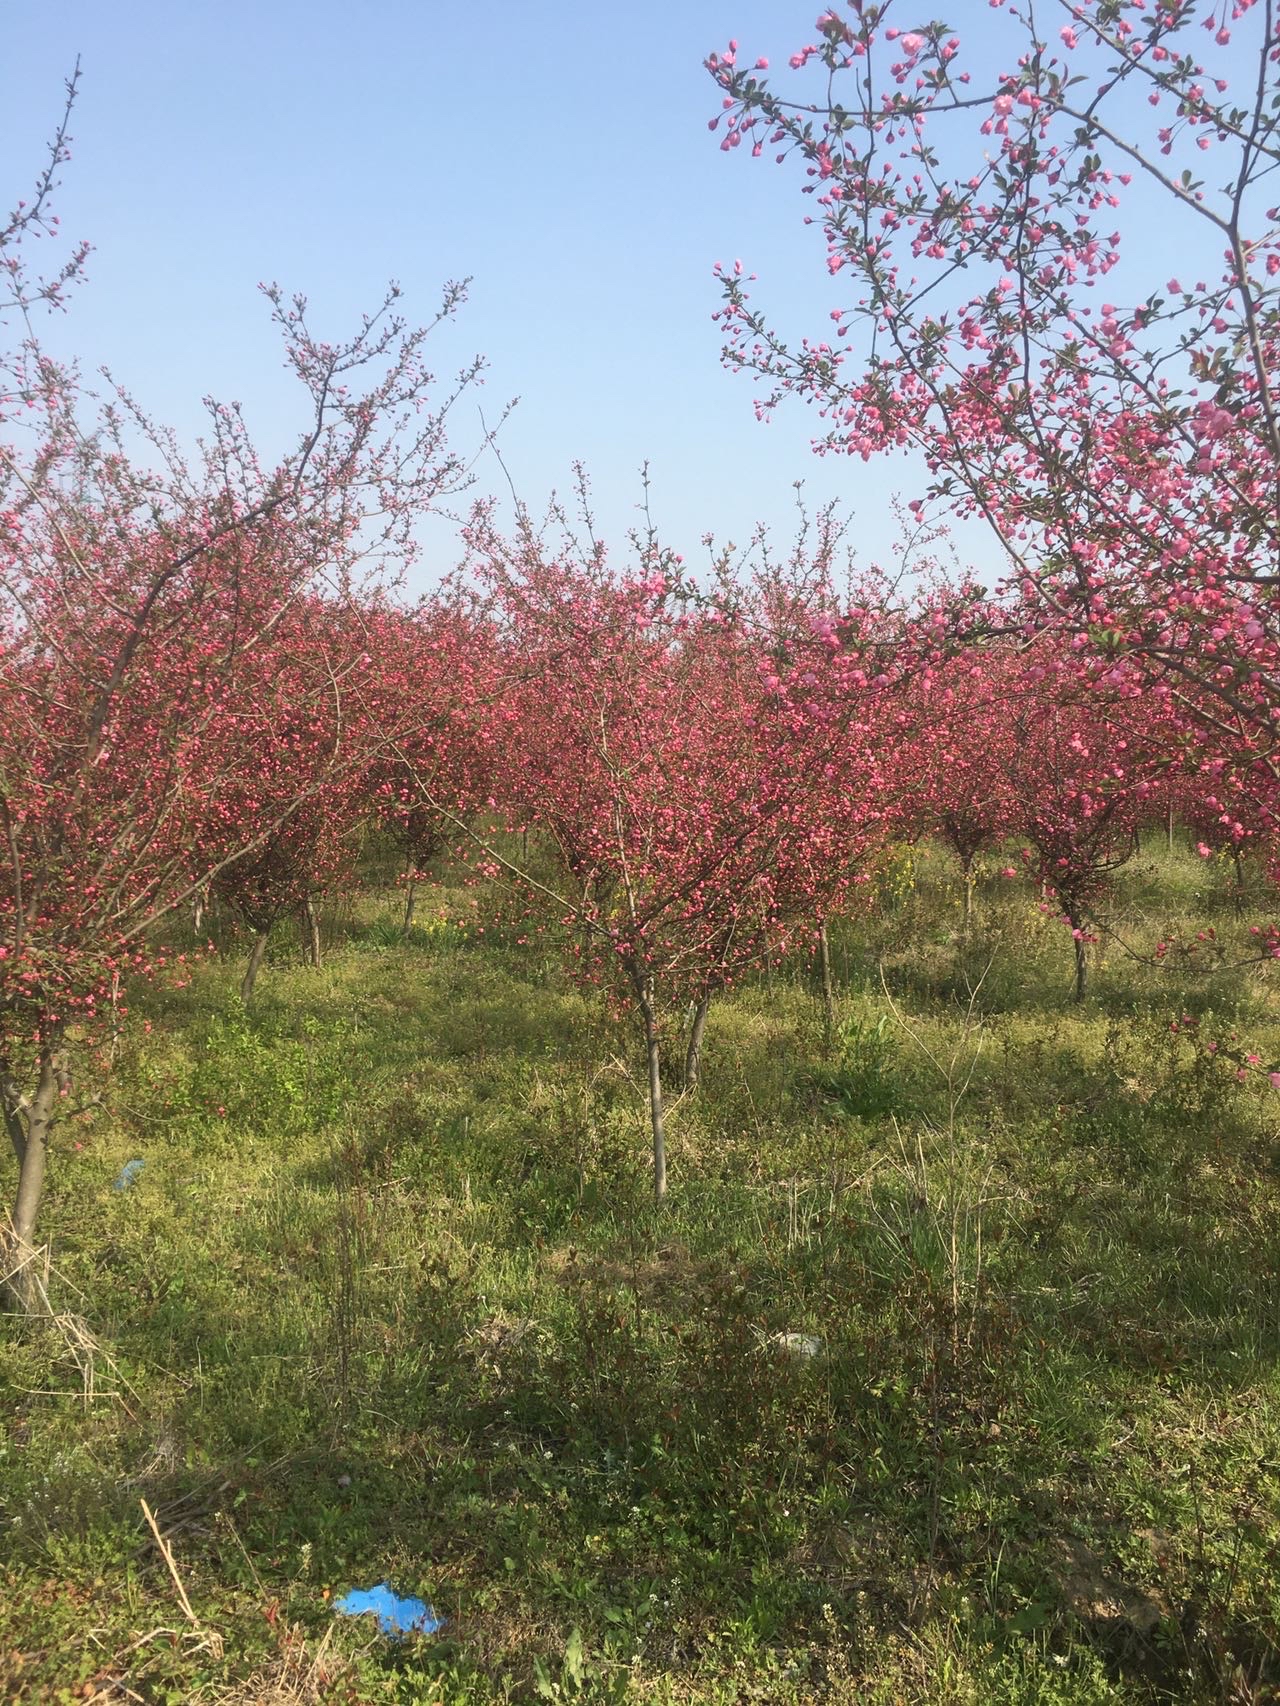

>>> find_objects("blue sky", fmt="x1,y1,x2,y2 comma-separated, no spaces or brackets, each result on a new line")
4,1,1249,593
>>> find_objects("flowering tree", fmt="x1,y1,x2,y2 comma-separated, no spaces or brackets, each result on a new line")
710,525,915,1037
0,88,493,1306
999,644,1172,998
469,516,895,1199
1180,734,1274,910
192,596,383,1000
898,650,1018,923
706,3,1280,774
366,597,503,932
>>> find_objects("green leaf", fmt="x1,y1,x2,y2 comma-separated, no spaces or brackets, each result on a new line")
564,1625,585,1685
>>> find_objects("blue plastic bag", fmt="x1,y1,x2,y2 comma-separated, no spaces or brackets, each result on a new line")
333,1582,444,1638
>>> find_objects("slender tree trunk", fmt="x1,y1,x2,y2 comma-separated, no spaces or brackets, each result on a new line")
301,897,322,968
1233,847,1245,917
1065,906,1088,1002
402,878,417,933
816,918,836,1048
636,981,667,1203
4,1041,61,1312
241,930,269,1003
193,887,205,937
960,854,975,927
1167,804,1175,854
684,994,711,1094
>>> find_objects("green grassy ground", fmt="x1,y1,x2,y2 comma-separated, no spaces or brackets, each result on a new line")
3,843,1280,1704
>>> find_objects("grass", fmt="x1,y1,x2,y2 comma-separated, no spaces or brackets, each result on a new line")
3,841,1280,1703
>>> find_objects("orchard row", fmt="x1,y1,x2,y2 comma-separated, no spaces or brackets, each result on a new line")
4,0,1278,1285
5,488,1271,1225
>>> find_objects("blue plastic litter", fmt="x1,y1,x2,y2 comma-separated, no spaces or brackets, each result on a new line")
333,1582,444,1638
113,1159,145,1190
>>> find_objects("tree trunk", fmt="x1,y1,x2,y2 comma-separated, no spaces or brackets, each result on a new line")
636,982,667,1203
301,897,322,968
1073,932,1088,1002
241,930,269,1003
4,1041,61,1313
1167,804,1175,853
1233,847,1245,917
193,887,205,936
1065,907,1088,1002
816,918,835,1048
684,994,711,1094
402,878,417,933
960,853,975,927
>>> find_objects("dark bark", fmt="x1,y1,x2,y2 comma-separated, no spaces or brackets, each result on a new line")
2,1081,26,1172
